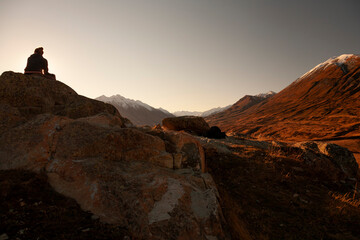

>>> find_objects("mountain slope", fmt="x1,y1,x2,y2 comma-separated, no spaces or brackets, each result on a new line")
96,95,174,126
173,92,274,118
206,54,360,141
206,91,276,128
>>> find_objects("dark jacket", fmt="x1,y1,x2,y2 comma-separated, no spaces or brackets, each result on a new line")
24,53,49,74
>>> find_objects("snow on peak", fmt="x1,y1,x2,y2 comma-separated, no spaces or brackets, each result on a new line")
96,94,154,111
298,54,360,81
256,91,276,98
336,54,356,64
173,111,202,117
173,105,231,117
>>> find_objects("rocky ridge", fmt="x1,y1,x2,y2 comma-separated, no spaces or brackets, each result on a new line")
0,72,225,239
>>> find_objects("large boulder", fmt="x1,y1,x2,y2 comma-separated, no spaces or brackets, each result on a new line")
293,141,359,180
316,142,358,179
0,72,227,239
162,116,210,136
0,113,226,239
146,129,207,172
205,126,226,139
0,71,128,127
201,137,360,240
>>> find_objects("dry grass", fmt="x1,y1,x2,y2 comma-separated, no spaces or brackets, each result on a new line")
329,190,360,208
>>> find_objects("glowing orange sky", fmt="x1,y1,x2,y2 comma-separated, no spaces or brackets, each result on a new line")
1,0,359,112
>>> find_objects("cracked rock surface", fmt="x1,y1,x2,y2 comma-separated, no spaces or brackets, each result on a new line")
0,72,227,239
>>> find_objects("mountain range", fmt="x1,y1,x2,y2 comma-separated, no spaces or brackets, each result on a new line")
206,54,360,160
173,92,275,117
96,94,174,126
96,92,275,126
96,95,232,126
97,54,360,160
173,106,230,117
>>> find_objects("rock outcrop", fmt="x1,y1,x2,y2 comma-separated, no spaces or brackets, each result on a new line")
145,129,207,172
295,141,358,179
162,116,226,139
205,126,226,139
162,116,211,136
0,71,127,123
201,137,359,240
0,72,226,240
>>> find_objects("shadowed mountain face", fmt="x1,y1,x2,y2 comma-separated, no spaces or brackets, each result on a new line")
207,54,360,141
96,95,174,126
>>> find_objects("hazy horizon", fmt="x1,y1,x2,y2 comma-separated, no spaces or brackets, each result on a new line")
1,0,359,112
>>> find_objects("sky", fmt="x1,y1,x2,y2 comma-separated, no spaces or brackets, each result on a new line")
1,0,359,112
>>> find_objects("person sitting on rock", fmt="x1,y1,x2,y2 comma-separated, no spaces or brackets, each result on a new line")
24,47,56,80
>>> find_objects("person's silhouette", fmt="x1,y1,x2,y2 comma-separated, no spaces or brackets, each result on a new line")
24,47,56,80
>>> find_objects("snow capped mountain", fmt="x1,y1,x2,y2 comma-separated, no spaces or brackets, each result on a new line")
173,105,231,117
297,54,360,82
96,94,174,126
172,110,203,117
255,91,276,98
207,53,360,142
200,105,231,117
96,95,153,111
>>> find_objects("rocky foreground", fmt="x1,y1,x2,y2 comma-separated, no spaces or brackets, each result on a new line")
1,72,360,240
